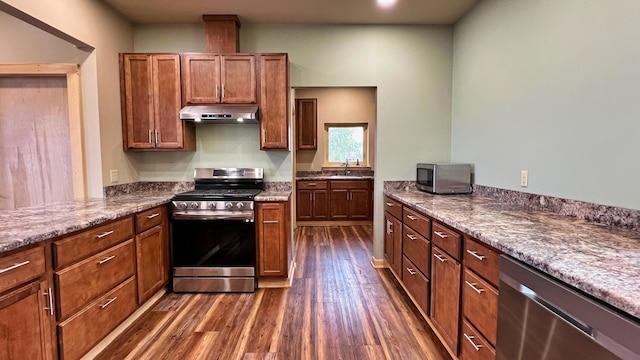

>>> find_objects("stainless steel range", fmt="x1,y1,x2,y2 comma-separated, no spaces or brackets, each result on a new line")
170,168,264,293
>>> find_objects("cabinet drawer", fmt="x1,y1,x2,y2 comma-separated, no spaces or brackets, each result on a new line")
464,237,500,287
402,225,430,276
384,196,402,219
432,221,461,260
460,320,496,360
135,206,165,233
329,180,370,190
53,217,134,269
298,180,328,190
58,276,137,360
402,256,429,314
463,269,499,346
403,207,431,239
0,246,45,294
55,239,135,320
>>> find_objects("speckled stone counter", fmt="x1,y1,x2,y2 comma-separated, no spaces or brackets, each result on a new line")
384,187,640,320
296,175,374,180
256,181,292,202
0,190,176,254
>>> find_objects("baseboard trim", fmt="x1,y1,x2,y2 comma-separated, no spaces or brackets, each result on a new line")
81,287,167,360
370,256,386,269
258,260,296,288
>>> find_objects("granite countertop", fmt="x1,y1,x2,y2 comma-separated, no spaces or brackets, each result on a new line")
255,190,292,202
297,175,374,180
0,186,293,254
385,188,640,320
0,190,176,254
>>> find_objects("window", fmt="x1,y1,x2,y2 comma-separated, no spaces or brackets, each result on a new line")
324,123,369,167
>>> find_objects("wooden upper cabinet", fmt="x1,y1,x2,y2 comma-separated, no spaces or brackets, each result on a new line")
221,55,256,104
259,54,290,150
120,53,195,151
296,98,317,150
182,53,256,105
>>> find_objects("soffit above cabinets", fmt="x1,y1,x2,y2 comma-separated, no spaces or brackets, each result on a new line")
102,0,479,25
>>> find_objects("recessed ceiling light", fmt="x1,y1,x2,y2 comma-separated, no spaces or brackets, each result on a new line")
377,0,397,8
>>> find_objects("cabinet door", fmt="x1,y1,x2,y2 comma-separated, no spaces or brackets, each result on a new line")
0,281,55,360
296,189,313,221
431,246,461,353
182,54,221,104
384,212,402,275
349,189,371,219
296,98,317,150
136,225,167,304
257,202,287,277
312,189,329,220
152,55,184,149
329,189,350,220
259,54,289,150
122,54,154,149
220,55,256,104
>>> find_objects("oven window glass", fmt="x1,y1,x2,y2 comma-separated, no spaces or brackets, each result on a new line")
171,219,255,268
417,168,433,188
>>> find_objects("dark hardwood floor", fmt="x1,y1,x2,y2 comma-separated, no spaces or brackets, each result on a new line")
95,226,450,360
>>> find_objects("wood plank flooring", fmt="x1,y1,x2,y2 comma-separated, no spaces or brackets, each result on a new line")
95,226,450,360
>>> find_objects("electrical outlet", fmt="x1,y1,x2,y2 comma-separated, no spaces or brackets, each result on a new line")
520,170,528,187
110,169,119,183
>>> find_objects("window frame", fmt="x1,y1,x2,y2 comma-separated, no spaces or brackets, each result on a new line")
323,123,369,167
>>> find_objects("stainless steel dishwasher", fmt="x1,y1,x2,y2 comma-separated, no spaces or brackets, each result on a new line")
496,255,640,360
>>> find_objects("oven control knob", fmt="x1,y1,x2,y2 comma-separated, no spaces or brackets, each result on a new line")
190,202,199,209
207,202,217,210
178,202,188,209
236,202,244,209
225,202,233,209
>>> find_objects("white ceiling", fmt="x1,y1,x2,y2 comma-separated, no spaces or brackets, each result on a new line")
101,0,480,25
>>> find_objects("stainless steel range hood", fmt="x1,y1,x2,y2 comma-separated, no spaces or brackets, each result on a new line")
179,105,259,124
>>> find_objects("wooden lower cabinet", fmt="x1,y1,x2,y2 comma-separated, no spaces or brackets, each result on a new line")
460,320,496,360
135,205,169,304
257,200,291,277
430,245,461,353
384,211,402,275
0,279,56,360
57,277,137,360
462,269,499,346
328,180,372,220
402,256,429,314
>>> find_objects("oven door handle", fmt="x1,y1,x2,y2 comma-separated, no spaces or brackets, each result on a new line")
172,213,254,222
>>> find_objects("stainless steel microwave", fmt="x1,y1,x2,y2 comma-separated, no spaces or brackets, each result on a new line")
416,163,472,194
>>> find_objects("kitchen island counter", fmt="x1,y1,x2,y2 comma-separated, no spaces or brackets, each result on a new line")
385,186,640,320
0,190,175,254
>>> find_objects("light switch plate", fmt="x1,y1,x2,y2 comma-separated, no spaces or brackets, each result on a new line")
110,169,119,183
520,170,528,187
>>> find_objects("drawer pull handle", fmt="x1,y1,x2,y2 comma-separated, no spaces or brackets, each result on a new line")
96,230,114,239
466,250,486,261
100,297,118,309
43,287,54,316
386,202,394,206
406,234,417,241
463,333,483,351
308,182,317,186
263,220,279,224
406,215,417,220
434,231,448,239
433,254,446,262
406,268,417,275
0,261,30,274
147,213,160,219
98,255,116,265
465,281,485,294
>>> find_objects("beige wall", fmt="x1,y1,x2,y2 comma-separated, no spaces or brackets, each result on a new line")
295,87,376,172
2,0,134,194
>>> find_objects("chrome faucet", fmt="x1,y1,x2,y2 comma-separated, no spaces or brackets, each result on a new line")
343,158,351,175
